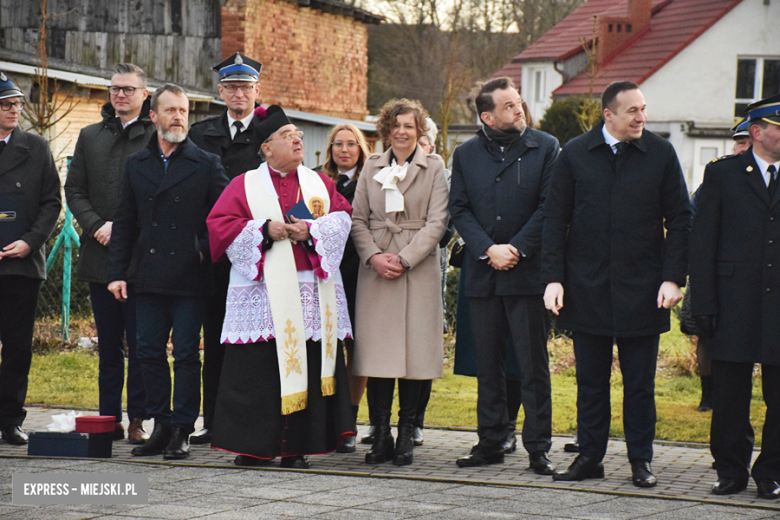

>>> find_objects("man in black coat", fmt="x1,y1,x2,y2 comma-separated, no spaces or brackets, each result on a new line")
108,84,228,460
187,52,264,444
690,94,780,499
542,81,690,487
449,77,559,473
65,63,155,445
0,73,61,445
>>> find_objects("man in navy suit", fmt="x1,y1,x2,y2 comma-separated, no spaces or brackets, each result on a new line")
449,77,559,473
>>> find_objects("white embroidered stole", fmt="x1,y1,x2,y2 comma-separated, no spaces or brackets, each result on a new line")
243,163,337,415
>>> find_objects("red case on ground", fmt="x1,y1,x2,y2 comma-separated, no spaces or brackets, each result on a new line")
75,415,115,434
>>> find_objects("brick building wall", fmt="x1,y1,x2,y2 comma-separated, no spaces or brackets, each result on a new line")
222,0,370,120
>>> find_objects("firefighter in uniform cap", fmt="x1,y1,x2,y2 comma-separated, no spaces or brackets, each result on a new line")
732,118,751,155
0,72,61,445
188,52,266,444
691,93,780,499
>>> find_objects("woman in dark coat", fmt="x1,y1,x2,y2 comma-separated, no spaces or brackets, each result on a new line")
320,122,371,453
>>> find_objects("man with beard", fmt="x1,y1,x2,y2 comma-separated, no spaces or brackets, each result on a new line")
65,63,155,444
188,53,265,445
107,83,229,460
449,77,558,473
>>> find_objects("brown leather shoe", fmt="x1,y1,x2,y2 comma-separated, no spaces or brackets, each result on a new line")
127,418,149,445
112,422,125,441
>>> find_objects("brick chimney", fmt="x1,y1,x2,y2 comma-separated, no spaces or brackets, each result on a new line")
597,0,652,64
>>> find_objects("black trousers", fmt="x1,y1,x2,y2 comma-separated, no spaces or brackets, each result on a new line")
0,275,40,429
201,262,230,430
89,282,146,422
573,333,658,463
711,360,780,483
469,294,551,453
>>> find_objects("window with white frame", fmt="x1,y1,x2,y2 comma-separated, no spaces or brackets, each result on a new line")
735,57,780,119
534,70,545,102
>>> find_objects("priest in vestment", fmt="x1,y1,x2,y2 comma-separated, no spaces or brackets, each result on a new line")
206,105,355,468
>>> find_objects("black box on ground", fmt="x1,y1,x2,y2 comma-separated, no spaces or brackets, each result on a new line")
27,431,113,458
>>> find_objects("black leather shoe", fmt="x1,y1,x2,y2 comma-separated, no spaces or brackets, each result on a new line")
456,445,505,468
280,456,310,469
360,425,375,444
529,451,556,475
711,477,747,495
553,455,605,481
1,426,28,445
131,423,171,456
756,479,780,499
189,428,211,445
336,434,357,453
163,427,190,460
631,459,657,488
564,434,579,453
234,455,272,467
413,426,424,446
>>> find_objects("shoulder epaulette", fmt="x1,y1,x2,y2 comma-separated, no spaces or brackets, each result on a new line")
710,154,738,164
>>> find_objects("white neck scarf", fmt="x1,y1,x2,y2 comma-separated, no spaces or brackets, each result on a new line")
373,159,409,213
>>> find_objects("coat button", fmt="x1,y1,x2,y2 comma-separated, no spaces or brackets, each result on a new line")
767,287,771,292
148,195,154,201
171,224,177,229
170,251,175,255
16,182,21,188
174,197,181,202
150,248,156,254
151,221,157,227
496,177,501,182
770,240,775,245
771,217,775,222
768,264,773,268
496,216,502,221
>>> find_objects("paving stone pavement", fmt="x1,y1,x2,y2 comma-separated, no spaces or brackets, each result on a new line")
0,407,778,519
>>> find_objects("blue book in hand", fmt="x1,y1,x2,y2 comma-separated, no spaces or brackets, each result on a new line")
285,199,314,223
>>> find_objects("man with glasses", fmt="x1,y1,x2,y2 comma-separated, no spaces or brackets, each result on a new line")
65,63,155,445
188,52,265,445
206,105,355,468
0,72,61,445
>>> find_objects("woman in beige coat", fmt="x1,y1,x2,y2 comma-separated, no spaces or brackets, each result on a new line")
351,99,449,466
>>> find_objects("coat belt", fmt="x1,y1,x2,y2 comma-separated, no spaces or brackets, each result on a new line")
369,219,425,250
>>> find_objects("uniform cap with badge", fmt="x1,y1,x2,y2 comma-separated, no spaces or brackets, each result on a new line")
213,53,262,83
0,71,24,101
746,93,780,127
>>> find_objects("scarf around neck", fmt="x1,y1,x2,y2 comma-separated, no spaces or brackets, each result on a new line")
483,124,523,148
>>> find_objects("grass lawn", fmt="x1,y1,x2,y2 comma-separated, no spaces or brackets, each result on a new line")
25,332,768,446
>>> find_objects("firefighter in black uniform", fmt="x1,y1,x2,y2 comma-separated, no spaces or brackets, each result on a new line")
188,52,266,444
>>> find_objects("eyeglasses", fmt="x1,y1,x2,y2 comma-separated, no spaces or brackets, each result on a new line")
221,84,256,94
332,141,358,149
0,100,25,111
269,130,304,143
109,86,139,96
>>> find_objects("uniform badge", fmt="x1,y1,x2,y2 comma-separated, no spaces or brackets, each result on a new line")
747,165,754,172
0,211,17,221
0,72,7,82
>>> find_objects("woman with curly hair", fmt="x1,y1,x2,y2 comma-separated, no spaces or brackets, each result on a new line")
320,123,371,453
351,99,449,465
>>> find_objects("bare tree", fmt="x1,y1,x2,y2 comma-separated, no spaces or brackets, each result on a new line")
22,0,80,164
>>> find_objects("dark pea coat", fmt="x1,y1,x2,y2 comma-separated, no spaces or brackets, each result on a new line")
541,122,691,337
690,150,780,365
449,128,560,297
107,135,228,297
64,99,155,283
188,110,265,181
0,128,61,280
